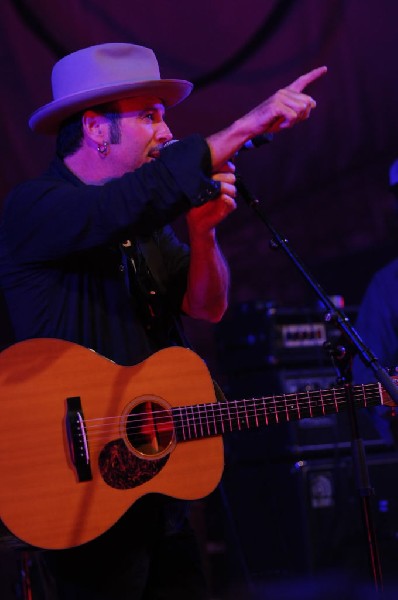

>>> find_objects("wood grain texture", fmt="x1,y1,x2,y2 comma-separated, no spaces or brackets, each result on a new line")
0,339,223,549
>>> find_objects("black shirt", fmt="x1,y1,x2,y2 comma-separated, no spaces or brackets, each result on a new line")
0,134,218,365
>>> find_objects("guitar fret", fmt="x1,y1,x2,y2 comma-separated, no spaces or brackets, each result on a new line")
285,397,299,421
333,388,339,413
284,396,290,421
214,403,219,434
197,404,204,437
226,401,232,432
241,402,249,429
172,381,388,445
244,403,249,427
194,405,200,438
187,405,194,439
362,383,371,407
234,400,241,431
174,406,186,442
185,406,191,439
273,396,279,423
196,404,203,436
263,397,269,426
205,406,211,437
253,399,259,427
187,405,193,438
194,405,200,437
367,383,376,406
184,406,190,439
307,389,313,418
252,399,258,428
319,390,325,415
235,402,241,429
235,401,241,429
210,403,217,436
218,404,225,434
296,394,301,420
243,401,248,428
191,405,198,439
360,384,366,406
198,404,204,438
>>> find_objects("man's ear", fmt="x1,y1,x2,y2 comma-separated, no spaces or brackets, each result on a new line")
82,110,108,144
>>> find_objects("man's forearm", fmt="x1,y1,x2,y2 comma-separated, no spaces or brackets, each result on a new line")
182,230,229,323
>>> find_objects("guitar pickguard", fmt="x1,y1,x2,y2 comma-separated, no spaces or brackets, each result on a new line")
98,438,169,490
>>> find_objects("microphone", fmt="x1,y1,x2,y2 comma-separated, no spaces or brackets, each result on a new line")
239,133,273,152
163,133,273,154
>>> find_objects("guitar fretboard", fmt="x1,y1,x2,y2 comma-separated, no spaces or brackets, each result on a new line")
172,382,384,442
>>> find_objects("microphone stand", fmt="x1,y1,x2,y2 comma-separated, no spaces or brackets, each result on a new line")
236,176,398,594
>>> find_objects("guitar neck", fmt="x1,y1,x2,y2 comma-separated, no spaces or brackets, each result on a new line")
173,381,386,442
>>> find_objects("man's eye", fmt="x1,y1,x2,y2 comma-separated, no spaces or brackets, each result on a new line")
144,113,155,121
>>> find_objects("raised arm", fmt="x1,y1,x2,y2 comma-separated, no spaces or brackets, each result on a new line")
182,66,327,322
207,66,327,170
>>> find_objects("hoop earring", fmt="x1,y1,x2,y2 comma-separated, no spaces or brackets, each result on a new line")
97,141,109,157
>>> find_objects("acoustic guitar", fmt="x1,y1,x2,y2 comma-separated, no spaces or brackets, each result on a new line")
0,338,394,550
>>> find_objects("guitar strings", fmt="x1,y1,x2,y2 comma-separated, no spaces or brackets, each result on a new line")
80,383,384,444
84,384,382,433
83,382,382,430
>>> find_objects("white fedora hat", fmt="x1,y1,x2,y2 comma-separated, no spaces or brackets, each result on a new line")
29,43,193,134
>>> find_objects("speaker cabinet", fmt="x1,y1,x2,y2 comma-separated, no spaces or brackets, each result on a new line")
211,302,397,590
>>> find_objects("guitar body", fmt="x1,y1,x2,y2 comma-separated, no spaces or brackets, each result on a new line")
0,339,224,550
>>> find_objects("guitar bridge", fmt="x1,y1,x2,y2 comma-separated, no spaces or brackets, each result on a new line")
65,396,92,482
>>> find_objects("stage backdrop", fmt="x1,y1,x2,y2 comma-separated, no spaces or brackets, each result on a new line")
1,0,398,358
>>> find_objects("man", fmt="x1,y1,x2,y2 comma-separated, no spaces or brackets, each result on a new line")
0,43,326,598
352,158,398,447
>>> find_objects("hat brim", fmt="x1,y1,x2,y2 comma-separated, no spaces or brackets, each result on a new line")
29,79,193,135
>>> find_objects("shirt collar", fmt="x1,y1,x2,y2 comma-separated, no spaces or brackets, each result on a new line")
46,156,85,186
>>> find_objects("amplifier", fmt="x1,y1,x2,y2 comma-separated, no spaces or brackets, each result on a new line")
216,300,358,377
217,450,398,585
292,452,398,580
215,301,386,459
213,302,395,589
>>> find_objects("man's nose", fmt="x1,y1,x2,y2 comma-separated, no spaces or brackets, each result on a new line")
155,121,173,143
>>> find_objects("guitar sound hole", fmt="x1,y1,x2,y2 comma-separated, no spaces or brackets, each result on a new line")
125,396,174,459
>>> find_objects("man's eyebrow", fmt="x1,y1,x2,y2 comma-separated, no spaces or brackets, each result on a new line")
139,104,165,113
136,106,166,120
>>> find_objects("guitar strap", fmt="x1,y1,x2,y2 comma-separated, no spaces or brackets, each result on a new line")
120,235,192,350
121,236,227,402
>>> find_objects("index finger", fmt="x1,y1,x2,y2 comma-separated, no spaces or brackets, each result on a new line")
287,66,328,93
